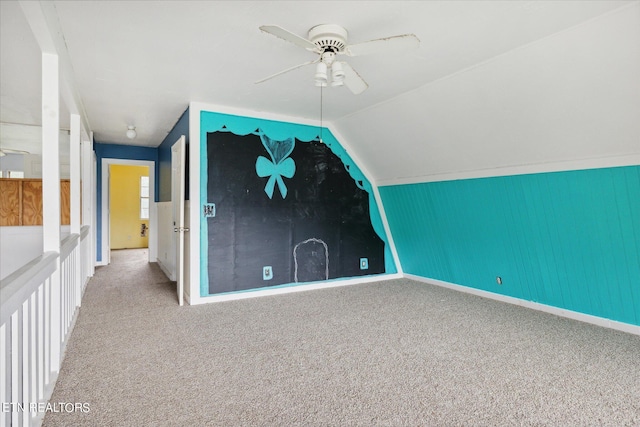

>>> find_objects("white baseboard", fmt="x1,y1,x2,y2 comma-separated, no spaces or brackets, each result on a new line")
405,274,640,336
189,273,403,305
156,259,176,281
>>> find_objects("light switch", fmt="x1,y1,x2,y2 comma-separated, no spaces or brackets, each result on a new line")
263,266,273,280
203,203,216,218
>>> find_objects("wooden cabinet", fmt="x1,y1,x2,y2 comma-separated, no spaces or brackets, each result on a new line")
60,180,71,225
21,180,43,225
0,179,21,226
0,178,71,226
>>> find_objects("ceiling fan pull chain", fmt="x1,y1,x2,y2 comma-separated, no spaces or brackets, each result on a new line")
320,84,323,143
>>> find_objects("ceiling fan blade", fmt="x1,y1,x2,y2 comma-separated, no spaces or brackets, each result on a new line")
341,62,368,95
255,58,319,84
345,34,420,57
259,25,318,52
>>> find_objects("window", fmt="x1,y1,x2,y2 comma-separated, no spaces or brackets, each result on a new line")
140,176,149,219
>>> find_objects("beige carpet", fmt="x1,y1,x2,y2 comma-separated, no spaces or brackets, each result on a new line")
42,248,640,426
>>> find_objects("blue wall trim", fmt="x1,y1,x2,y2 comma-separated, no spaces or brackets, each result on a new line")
157,107,190,202
94,142,158,262
379,166,640,326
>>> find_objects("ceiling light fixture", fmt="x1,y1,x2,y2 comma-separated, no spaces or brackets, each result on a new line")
126,125,137,139
316,51,347,88
331,61,345,87
314,62,328,87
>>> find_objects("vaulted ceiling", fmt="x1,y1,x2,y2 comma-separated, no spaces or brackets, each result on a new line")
1,1,638,183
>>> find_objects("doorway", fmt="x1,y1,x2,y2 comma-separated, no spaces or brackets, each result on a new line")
101,158,156,265
109,164,150,250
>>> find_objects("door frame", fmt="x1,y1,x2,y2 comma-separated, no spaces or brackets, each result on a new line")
100,158,156,264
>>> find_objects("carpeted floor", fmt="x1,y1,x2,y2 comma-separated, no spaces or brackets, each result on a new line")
42,248,640,426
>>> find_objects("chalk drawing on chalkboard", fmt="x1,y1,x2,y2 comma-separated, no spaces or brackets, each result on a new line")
256,132,296,199
256,156,295,199
293,238,329,283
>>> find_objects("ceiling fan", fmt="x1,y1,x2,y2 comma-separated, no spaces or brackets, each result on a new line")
256,24,420,94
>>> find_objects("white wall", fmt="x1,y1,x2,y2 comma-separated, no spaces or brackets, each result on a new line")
156,201,176,281
0,152,71,180
0,153,24,177
23,154,70,179
335,4,640,185
0,226,70,280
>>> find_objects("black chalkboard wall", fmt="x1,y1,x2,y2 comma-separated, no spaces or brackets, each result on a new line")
206,130,385,294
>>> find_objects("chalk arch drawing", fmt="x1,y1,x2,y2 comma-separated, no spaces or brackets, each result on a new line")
293,238,329,283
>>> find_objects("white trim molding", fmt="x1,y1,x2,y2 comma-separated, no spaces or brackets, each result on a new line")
378,154,640,187
190,273,402,305
405,273,640,336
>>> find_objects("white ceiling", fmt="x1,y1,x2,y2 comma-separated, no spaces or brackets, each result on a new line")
1,1,638,181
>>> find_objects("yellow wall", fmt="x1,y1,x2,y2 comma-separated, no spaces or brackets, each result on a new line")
110,165,150,249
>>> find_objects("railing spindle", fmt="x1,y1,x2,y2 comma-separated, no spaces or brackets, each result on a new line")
0,323,8,427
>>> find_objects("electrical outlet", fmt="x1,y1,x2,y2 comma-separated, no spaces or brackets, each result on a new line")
203,203,216,218
263,266,273,280
360,258,368,270
496,276,502,285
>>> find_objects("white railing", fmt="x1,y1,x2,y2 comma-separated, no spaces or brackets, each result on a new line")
59,235,79,351
0,226,92,427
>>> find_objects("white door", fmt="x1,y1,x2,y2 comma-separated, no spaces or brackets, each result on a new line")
171,136,187,305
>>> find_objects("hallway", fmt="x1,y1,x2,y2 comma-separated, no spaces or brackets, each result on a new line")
42,249,182,426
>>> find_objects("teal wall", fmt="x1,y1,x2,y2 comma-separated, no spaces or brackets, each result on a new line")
379,165,640,326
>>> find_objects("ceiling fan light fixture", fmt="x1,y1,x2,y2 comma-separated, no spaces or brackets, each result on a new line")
314,62,328,85
331,61,345,87
331,61,345,79
126,125,137,139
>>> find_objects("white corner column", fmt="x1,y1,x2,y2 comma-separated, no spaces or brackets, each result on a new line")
70,114,81,235
70,113,82,303
82,133,95,277
41,52,62,370
42,53,61,251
